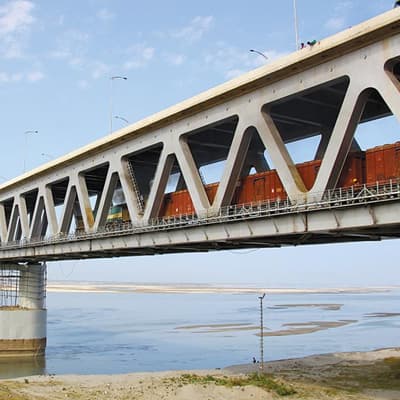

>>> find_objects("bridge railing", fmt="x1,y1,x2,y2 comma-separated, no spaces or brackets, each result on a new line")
1,179,400,250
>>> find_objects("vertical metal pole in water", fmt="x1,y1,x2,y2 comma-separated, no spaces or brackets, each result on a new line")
259,293,266,372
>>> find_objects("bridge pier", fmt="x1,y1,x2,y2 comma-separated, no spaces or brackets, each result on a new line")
0,262,47,357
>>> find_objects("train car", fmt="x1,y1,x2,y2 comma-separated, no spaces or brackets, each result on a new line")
101,143,400,221
106,205,123,223
161,182,219,218
236,159,322,205
235,169,286,204
295,153,364,191
205,182,218,204
365,142,400,184
337,151,365,187
296,159,321,190
106,204,130,224
159,152,370,218
161,189,195,217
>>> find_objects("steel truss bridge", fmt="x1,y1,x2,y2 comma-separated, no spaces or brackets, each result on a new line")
2,10,400,262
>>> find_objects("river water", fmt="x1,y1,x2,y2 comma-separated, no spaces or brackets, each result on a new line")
1,288,399,378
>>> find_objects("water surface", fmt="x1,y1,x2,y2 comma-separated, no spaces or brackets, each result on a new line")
1,289,399,377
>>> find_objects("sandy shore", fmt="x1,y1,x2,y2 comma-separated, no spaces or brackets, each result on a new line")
1,348,399,399
47,282,400,295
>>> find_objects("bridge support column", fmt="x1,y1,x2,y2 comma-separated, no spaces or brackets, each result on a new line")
0,262,47,357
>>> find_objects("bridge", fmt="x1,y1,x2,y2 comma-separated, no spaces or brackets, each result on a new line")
2,9,400,356
1,11,400,261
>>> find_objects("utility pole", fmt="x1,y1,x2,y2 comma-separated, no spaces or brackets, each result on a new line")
109,76,127,134
293,0,300,50
23,130,38,172
258,293,266,372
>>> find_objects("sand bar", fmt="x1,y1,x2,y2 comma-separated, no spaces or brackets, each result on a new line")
47,282,400,295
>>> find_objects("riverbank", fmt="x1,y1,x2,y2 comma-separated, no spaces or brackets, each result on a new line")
1,348,399,399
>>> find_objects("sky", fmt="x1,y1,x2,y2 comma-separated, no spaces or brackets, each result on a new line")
0,0,399,287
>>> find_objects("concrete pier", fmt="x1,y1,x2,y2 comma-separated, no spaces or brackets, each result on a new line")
0,263,47,357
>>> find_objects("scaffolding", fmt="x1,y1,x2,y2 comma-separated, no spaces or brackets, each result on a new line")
0,264,46,309
0,267,20,308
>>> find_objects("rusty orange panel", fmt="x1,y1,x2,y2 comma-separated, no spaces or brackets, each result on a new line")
164,190,194,217
297,160,321,190
269,170,286,201
234,170,287,205
205,183,218,204
366,142,400,184
338,151,365,187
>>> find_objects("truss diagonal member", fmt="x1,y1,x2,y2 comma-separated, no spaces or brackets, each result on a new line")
93,169,118,231
143,150,174,221
374,68,400,125
76,174,95,231
254,111,306,202
0,202,8,242
17,195,30,239
211,119,253,212
44,186,58,235
118,161,142,224
6,203,20,242
59,184,77,234
175,138,210,215
29,196,45,239
311,82,369,200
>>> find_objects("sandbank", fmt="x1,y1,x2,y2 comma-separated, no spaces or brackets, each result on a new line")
47,282,400,295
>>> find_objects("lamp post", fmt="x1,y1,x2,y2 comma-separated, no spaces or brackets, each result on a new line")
249,49,268,61
41,153,53,160
24,130,38,172
110,76,127,134
293,0,300,50
258,293,266,373
114,115,129,126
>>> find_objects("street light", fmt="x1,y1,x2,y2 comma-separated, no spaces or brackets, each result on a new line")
41,153,54,160
23,130,38,172
114,115,129,126
110,76,127,134
249,49,268,61
293,0,300,50
258,293,266,373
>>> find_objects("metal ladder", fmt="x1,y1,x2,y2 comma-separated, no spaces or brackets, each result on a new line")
127,161,145,214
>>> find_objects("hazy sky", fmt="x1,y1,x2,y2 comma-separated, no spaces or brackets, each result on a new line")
0,0,399,286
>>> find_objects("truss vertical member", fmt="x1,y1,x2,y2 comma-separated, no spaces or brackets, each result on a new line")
0,262,47,357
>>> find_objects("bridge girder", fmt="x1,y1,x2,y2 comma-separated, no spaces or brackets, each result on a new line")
1,10,400,259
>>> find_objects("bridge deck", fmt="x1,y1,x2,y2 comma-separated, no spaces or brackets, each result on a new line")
1,181,400,262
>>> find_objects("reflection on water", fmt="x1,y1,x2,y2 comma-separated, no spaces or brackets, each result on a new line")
0,356,45,378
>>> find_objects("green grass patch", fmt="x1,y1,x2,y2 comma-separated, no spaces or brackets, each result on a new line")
286,357,400,393
168,373,296,396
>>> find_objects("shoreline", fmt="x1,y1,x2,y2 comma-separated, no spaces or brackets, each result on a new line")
1,347,399,399
46,282,400,295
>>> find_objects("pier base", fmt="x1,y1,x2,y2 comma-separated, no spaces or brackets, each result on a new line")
0,263,47,357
